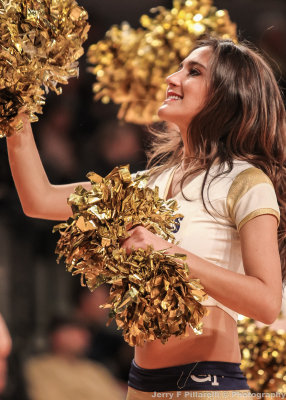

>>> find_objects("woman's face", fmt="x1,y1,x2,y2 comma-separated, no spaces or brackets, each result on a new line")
158,46,212,135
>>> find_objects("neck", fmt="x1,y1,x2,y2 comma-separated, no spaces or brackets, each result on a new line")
181,147,197,171
181,143,222,171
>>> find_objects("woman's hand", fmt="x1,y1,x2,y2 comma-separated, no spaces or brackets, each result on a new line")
121,226,176,255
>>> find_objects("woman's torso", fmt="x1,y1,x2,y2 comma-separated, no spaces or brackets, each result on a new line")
135,306,241,368
134,160,243,369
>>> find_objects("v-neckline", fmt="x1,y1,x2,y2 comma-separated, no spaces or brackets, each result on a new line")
163,160,230,201
163,164,205,201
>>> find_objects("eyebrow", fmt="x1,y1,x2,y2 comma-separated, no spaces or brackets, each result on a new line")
179,60,207,70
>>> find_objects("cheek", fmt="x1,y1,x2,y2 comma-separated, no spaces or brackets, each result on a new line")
198,83,208,106
185,91,207,117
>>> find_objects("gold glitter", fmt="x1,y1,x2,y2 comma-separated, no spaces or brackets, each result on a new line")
53,165,208,346
193,13,203,22
238,316,286,393
216,10,225,17
0,0,90,138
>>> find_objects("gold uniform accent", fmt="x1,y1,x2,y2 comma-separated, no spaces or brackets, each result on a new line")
237,208,280,232
227,167,280,231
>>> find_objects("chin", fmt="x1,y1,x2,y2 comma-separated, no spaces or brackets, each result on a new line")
158,111,187,136
157,105,177,124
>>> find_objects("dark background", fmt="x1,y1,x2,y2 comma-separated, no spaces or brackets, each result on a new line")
0,1,285,398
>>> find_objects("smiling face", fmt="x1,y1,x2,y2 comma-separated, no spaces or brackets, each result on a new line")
158,46,212,137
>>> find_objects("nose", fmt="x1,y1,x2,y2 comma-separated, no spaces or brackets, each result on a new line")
166,70,181,87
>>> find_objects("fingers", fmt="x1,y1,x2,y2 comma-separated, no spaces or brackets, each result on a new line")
121,230,139,255
121,226,149,255
120,238,133,255
127,225,145,236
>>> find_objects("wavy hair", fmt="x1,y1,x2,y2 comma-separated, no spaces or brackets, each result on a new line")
147,37,286,287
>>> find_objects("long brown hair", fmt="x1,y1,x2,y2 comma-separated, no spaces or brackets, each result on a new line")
147,37,286,287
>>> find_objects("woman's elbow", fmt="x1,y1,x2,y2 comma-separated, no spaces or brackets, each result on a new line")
22,201,71,221
22,206,42,219
21,201,48,219
257,301,281,325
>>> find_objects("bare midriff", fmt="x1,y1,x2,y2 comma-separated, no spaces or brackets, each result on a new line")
134,306,241,369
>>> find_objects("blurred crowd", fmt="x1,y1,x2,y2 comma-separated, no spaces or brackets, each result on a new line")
0,287,132,400
0,1,285,399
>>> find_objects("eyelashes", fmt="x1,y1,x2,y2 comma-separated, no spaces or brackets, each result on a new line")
176,64,201,76
189,68,201,76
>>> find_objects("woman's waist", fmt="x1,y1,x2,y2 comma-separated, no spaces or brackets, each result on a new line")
135,306,241,368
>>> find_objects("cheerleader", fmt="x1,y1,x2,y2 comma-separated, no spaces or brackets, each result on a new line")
6,37,286,399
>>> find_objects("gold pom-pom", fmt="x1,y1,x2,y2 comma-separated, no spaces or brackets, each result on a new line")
0,0,90,137
238,316,286,394
87,0,236,124
53,165,208,346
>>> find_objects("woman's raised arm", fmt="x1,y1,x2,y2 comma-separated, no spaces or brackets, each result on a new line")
6,113,91,221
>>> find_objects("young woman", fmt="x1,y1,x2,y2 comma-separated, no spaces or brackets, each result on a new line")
6,37,286,399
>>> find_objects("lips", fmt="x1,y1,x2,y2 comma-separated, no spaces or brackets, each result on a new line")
166,90,183,101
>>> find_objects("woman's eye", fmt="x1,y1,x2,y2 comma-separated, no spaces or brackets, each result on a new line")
189,68,200,76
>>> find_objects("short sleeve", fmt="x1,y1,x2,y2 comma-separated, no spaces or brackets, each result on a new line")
227,167,280,232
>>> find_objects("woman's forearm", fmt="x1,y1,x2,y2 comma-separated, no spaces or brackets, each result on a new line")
184,215,282,325
183,250,278,324
6,114,90,220
122,225,282,325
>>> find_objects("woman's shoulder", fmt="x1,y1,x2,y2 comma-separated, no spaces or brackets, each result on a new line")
203,159,273,202
220,159,259,175
213,159,270,184
224,159,274,186
224,160,280,231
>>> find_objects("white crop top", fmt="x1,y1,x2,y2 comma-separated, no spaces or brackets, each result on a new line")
134,160,280,322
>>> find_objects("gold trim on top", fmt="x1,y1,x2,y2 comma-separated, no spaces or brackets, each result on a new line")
227,167,274,222
238,208,280,231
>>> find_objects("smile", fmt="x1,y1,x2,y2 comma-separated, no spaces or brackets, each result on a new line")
168,95,182,100
164,95,183,103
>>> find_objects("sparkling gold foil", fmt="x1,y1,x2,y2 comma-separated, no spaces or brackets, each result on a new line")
0,0,90,138
87,0,237,124
53,165,208,346
238,316,286,394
